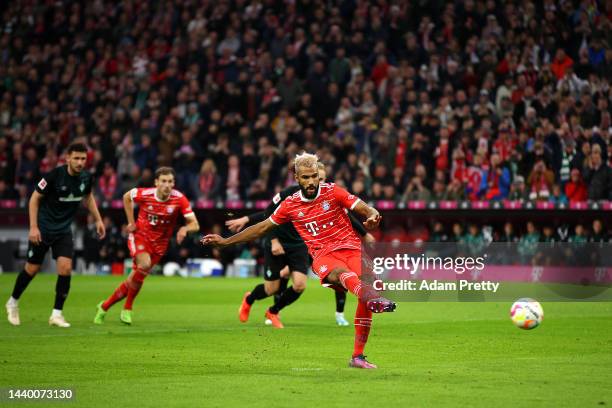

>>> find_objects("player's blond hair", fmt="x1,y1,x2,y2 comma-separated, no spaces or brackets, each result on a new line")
294,152,319,173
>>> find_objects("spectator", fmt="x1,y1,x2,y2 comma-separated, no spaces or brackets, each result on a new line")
518,221,540,262
565,168,588,203
0,179,17,200
550,49,574,81
0,0,608,208
499,222,519,243
443,179,466,201
98,162,118,201
568,224,588,244
527,160,555,201
402,164,430,201
465,224,485,256
508,176,528,201
549,184,568,205
224,155,245,201
590,220,608,243
485,153,511,200
582,149,612,200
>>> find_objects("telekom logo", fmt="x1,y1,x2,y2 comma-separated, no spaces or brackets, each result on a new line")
305,221,319,236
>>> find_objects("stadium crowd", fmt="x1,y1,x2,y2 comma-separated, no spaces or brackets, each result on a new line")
0,0,610,205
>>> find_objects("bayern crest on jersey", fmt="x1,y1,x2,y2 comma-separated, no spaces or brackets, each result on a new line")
322,201,330,211
167,206,175,214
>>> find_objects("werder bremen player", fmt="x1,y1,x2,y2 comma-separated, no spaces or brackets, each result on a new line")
6,143,106,328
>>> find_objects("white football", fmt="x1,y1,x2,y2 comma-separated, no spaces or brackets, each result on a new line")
510,298,544,330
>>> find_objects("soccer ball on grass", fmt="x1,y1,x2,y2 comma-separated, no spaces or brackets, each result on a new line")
510,298,543,330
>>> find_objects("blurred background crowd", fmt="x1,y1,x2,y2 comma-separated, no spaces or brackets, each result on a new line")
0,0,610,205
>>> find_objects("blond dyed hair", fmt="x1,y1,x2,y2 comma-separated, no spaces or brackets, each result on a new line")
294,152,319,173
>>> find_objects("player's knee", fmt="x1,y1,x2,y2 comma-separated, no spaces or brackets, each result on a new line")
264,281,279,295
137,259,152,271
25,263,41,276
56,258,72,276
292,280,306,293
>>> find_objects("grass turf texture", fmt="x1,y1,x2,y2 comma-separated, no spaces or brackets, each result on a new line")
1,274,611,407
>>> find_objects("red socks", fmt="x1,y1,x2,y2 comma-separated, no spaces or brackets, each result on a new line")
124,270,147,310
102,269,148,311
338,271,378,301
353,300,372,357
102,281,129,311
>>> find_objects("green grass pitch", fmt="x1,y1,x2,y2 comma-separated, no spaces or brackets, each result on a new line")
1,274,611,407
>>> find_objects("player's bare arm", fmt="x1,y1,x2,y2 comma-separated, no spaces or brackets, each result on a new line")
177,215,200,245
123,190,137,232
28,190,43,245
201,218,276,248
85,192,106,239
353,200,382,230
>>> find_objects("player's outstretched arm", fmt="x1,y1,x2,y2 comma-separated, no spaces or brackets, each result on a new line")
353,200,382,230
201,218,276,248
86,192,106,239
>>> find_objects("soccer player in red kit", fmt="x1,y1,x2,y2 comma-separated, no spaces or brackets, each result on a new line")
94,167,200,325
201,153,395,369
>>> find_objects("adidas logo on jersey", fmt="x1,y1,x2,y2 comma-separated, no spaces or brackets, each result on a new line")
298,211,304,217
319,265,328,273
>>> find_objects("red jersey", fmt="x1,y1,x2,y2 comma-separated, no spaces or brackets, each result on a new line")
130,187,194,253
269,183,362,260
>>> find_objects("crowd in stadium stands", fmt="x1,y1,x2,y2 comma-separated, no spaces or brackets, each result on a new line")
82,216,609,273
0,0,610,207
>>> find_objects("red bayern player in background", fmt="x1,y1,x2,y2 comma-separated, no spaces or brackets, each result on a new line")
201,153,396,369
94,167,200,325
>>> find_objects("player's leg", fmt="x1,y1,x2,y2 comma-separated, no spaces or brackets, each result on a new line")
47,233,74,328
100,242,138,313
239,248,282,322
273,267,290,304
266,270,306,328
314,250,394,369
47,256,72,328
98,275,131,318
121,252,156,324
348,299,375,368
6,246,43,326
334,290,349,326
266,248,309,327
240,278,279,322
324,251,396,313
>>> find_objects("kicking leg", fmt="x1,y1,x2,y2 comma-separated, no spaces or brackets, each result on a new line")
326,268,395,313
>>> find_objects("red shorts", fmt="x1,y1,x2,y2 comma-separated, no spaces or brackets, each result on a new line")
311,248,362,287
128,233,164,267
